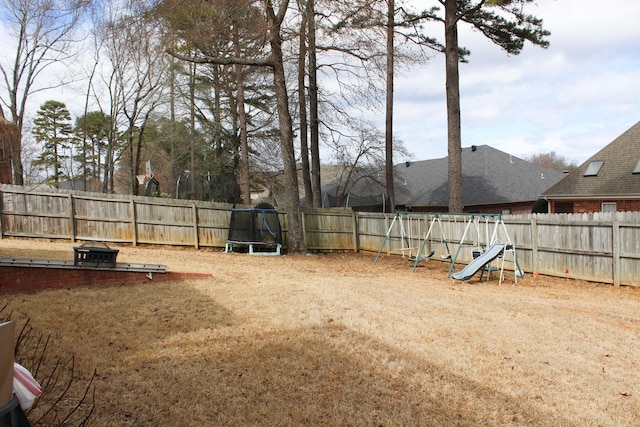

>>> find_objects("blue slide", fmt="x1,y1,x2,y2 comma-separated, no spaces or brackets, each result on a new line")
452,243,506,281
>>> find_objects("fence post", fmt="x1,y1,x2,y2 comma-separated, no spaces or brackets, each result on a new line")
301,209,307,247
192,203,199,249
531,215,538,274
612,216,620,287
130,198,138,246
68,194,76,242
352,211,358,253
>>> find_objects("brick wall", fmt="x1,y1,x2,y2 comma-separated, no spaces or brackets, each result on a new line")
573,200,602,213
615,200,640,211
551,199,640,213
0,266,211,294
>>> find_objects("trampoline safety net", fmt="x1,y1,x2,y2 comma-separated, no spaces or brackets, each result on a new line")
226,204,282,254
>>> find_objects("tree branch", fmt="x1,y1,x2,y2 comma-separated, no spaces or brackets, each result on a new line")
166,48,274,68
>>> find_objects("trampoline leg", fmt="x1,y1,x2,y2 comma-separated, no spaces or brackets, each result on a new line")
249,244,281,256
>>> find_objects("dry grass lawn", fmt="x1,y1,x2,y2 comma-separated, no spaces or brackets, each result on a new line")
1,238,639,426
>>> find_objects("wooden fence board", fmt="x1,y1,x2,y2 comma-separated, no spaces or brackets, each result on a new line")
303,209,355,251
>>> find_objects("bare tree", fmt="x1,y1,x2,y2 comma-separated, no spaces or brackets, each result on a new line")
162,0,308,253
308,0,438,211
328,118,411,208
527,151,577,172
99,4,167,194
296,0,314,205
0,0,91,185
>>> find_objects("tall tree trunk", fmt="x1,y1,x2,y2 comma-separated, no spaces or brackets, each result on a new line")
102,139,110,193
189,61,197,199
80,56,98,191
385,0,396,213
213,64,223,171
229,87,240,181
134,122,147,195
297,1,313,206
265,0,307,253
234,24,251,204
445,0,463,213
10,145,23,185
103,108,117,194
53,134,60,189
307,0,322,208
128,128,136,195
170,58,177,198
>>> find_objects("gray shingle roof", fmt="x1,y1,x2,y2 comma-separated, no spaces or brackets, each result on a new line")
542,120,640,198
315,145,564,208
395,145,565,208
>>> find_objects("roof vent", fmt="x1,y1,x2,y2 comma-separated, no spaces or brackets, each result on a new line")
471,145,477,152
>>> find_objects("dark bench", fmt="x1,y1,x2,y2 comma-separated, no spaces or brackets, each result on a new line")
73,242,119,268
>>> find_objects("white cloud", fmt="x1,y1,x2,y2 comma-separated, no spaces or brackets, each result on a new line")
3,0,640,168
391,0,640,165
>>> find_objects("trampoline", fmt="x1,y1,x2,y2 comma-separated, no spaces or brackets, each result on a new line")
225,203,283,255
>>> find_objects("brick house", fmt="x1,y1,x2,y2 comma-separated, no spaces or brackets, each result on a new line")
313,145,565,214
542,120,640,213
394,145,565,214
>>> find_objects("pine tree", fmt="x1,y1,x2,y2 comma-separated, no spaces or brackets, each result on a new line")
32,100,73,188
414,0,549,212
74,111,112,190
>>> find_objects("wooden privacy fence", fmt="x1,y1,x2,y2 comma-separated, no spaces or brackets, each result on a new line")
305,210,640,287
0,185,239,248
1,185,639,287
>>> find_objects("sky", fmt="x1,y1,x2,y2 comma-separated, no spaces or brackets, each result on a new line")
2,0,640,168
392,0,640,165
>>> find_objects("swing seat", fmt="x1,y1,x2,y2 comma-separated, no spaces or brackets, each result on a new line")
407,250,435,263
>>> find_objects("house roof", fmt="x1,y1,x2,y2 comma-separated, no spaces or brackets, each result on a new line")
394,145,565,208
542,120,640,199
307,166,387,208
315,145,565,209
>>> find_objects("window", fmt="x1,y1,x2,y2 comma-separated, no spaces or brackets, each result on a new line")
584,160,604,176
633,160,640,174
602,202,617,213
554,202,574,213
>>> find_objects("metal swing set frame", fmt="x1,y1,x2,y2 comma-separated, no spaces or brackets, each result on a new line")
373,212,452,271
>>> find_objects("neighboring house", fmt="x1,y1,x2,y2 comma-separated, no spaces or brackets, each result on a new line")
313,145,565,214
542,120,640,213
59,178,103,192
395,145,565,214
300,165,390,211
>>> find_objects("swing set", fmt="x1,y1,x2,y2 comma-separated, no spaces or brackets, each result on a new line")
373,212,523,284
373,213,452,270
